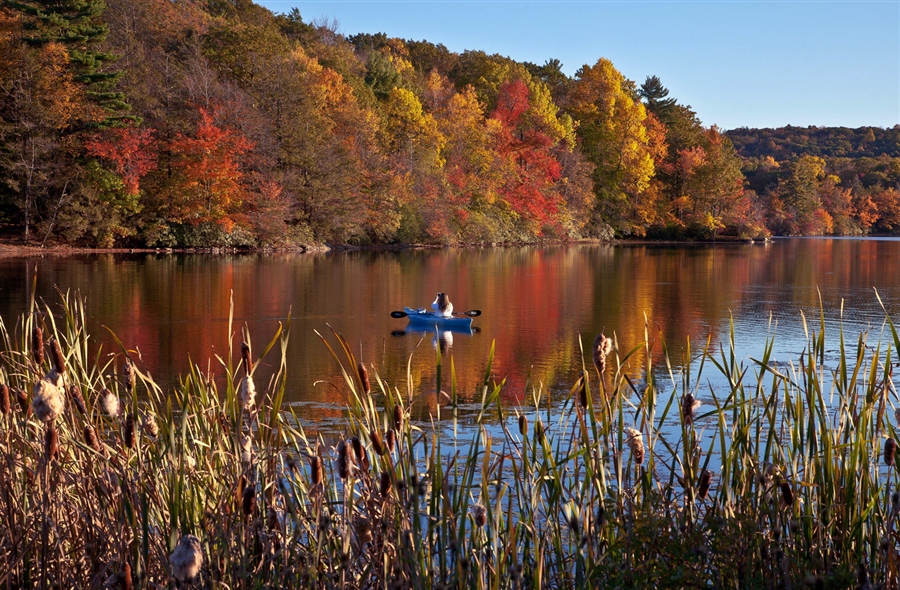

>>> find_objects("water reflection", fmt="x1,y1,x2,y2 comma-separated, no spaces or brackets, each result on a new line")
0,239,899,432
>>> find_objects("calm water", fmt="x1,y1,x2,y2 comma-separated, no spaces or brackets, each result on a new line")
2,238,900,431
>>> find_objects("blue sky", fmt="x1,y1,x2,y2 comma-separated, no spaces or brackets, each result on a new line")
255,1,899,130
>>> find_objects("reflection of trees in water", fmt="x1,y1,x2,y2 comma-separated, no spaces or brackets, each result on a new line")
4,241,900,426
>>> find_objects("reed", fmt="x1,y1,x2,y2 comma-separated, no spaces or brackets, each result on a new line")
1,293,899,588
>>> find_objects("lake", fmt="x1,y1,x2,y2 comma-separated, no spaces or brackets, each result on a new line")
2,237,900,432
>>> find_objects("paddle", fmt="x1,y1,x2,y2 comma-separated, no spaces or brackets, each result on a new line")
390,309,481,318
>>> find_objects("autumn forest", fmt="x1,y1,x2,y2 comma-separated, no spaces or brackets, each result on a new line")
1,0,898,248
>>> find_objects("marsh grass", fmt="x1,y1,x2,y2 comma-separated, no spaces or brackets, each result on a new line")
0,291,899,588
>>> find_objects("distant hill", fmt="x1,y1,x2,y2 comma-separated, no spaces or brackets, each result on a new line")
725,126,900,161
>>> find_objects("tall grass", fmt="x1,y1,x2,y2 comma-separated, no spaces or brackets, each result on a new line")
1,292,899,588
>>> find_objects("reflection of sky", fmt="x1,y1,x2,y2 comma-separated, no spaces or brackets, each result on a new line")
0,238,899,432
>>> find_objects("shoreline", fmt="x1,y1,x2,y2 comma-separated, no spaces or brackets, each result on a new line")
0,235,774,258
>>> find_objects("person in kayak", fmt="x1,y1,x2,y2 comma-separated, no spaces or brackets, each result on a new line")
431,292,454,317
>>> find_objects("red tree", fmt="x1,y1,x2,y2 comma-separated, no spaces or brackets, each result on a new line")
84,127,158,195
169,107,254,229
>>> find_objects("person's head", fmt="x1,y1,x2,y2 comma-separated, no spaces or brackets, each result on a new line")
437,292,450,311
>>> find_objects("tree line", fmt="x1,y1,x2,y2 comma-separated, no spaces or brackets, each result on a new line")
1,0,897,248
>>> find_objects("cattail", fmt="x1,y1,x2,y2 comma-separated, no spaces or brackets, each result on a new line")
238,375,256,413
124,413,136,449
118,562,132,590
15,388,31,417
69,384,86,415
380,471,392,497
32,373,65,422
357,361,371,395
337,440,354,479
0,383,9,414
351,437,368,470
84,424,102,453
885,438,896,467
698,469,712,499
240,434,253,464
142,412,159,439
99,388,120,418
535,420,545,443
895,408,900,426
45,423,59,460
682,393,701,425
48,337,65,375
780,481,794,508
369,430,385,455
624,427,644,465
592,333,613,377
393,405,403,431
241,342,252,374
169,534,204,583
310,456,323,486
576,375,587,409
472,503,487,528
242,485,256,517
123,357,135,393
518,414,528,436
385,429,396,453
32,325,44,365
217,412,230,436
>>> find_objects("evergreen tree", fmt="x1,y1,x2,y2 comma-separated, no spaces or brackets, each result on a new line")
3,0,129,122
639,75,676,124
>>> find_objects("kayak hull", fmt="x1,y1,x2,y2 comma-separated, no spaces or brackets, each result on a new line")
403,307,473,329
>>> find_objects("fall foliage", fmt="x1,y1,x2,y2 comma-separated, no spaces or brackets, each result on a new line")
0,0,896,247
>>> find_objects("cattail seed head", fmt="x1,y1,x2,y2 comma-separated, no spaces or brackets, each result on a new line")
0,383,9,415
386,429,397,454
593,333,613,376
48,337,65,375
892,491,900,509
84,424,102,453
242,485,256,517
472,503,487,528
69,384,86,415
169,534,204,582
682,393,701,425
337,440,354,479
123,357,135,393
45,423,59,460
240,434,253,464
15,388,31,417
124,413,136,449
118,563,132,590
895,408,900,426
99,388,120,418
885,438,896,467
780,481,794,508
32,325,44,365
380,471,392,497
518,414,528,436
33,373,65,422
393,405,403,431
357,362,371,395
142,412,158,439
241,342,252,374
370,430,385,455
310,456,323,486
698,469,713,499
624,427,644,465
238,375,256,413
576,375,587,409
351,436,368,470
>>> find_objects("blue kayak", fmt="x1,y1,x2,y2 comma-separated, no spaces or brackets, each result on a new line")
403,307,473,330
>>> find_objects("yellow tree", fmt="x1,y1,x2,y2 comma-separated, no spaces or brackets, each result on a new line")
566,58,655,236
